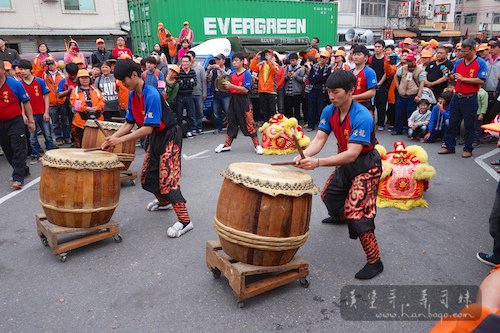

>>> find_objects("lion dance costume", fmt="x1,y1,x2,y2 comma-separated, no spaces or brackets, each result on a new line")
258,114,310,155
375,142,436,210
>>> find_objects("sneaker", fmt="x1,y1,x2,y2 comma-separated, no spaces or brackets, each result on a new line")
186,132,193,138
355,260,384,280
476,252,499,267
64,139,72,144
146,199,173,211
11,181,23,190
29,156,41,165
167,221,193,238
197,129,204,135
56,140,65,146
215,144,231,153
377,126,384,131
255,145,264,155
213,129,223,134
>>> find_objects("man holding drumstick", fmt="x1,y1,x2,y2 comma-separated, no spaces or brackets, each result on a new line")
102,59,193,238
293,70,383,279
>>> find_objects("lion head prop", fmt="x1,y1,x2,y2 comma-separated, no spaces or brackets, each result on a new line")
259,114,310,155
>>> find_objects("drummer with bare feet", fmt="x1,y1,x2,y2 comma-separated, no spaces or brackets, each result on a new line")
293,70,383,279
102,59,193,238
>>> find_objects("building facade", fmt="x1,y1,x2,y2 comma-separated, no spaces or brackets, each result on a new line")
0,0,129,54
337,0,389,41
455,0,500,38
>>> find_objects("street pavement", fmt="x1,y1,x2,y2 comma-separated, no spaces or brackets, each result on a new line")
0,127,498,333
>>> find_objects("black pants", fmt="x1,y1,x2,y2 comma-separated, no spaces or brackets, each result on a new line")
489,181,500,261
284,94,302,120
0,116,30,183
259,92,277,121
374,86,388,127
386,103,395,127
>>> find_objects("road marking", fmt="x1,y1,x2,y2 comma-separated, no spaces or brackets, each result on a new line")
474,148,500,182
183,150,210,160
0,177,40,205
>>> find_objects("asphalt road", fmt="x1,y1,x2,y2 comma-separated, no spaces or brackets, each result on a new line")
0,128,498,333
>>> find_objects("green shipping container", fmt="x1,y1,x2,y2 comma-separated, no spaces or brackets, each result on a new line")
127,0,337,56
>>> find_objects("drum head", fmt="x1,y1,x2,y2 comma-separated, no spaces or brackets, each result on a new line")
42,149,124,170
221,162,318,197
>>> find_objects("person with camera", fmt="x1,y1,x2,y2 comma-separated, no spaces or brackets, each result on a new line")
207,53,231,133
250,49,280,121
284,53,305,121
424,46,454,100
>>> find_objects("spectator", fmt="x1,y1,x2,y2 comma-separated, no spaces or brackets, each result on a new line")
177,39,190,62
439,38,488,158
0,60,35,190
250,49,280,122
330,50,351,72
351,45,377,114
187,51,207,134
207,53,231,133
111,37,133,59
477,43,490,60
142,56,166,96
0,37,20,63
275,54,285,114
485,39,500,123
284,53,305,120
423,92,451,143
91,38,111,65
165,64,180,106
311,37,320,51
393,52,425,135
150,50,168,76
56,62,79,132
72,57,86,70
95,61,121,121
18,59,57,164
69,69,105,147
91,63,102,81
474,87,489,147
158,22,178,64
32,43,52,78
64,39,86,67
44,58,70,146
325,45,333,54
424,46,454,100
419,50,432,67
407,99,431,140
369,40,388,129
179,21,194,46
176,55,197,137
304,50,330,131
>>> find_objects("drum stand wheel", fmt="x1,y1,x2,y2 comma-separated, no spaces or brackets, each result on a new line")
36,213,122,263
206,240,309,308
120,170,137,186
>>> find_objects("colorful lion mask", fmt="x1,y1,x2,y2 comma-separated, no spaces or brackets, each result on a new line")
259,114,310,155
375,142,436,210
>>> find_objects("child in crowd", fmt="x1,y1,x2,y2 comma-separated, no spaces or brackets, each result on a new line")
474,87,489,147
408,99,431,140
424,92,451,143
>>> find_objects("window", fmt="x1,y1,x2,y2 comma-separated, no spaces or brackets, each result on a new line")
64,0,95,11
442,14,448,21
493,13,500,24
463,13,477,24
0,0,11,9
455,12,462,25
361,0,386,17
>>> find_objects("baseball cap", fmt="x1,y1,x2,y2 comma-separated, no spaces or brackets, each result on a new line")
183,21,189,25
169,64,180,74
263,49,273,55
420,50,432,58
319,50,330,58
406,52,416,62
334,50,346,58
352,45,369,56
77,69,90,78
429,39,439,49
73,58,84,64
403,37,413,44
214,53,226,60
96,38,105,44
3,61,12,70
477,43,490,51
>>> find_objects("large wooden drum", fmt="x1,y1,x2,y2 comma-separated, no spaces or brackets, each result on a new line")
39,149,123,228
82,120,135,170
214,163,318,266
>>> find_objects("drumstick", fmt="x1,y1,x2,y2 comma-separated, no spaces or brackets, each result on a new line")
271,161,297,166
83,147,104,152
292,134,305,159
94,120,109,138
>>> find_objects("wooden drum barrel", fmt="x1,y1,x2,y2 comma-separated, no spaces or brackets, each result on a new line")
82,120,136,170
39,149,123,228
214,163,318,266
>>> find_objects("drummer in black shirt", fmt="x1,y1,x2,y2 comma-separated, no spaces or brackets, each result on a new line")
369,40,388,130
424,46,454,99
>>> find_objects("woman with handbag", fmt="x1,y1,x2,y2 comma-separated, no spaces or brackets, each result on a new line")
69,69,104,147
